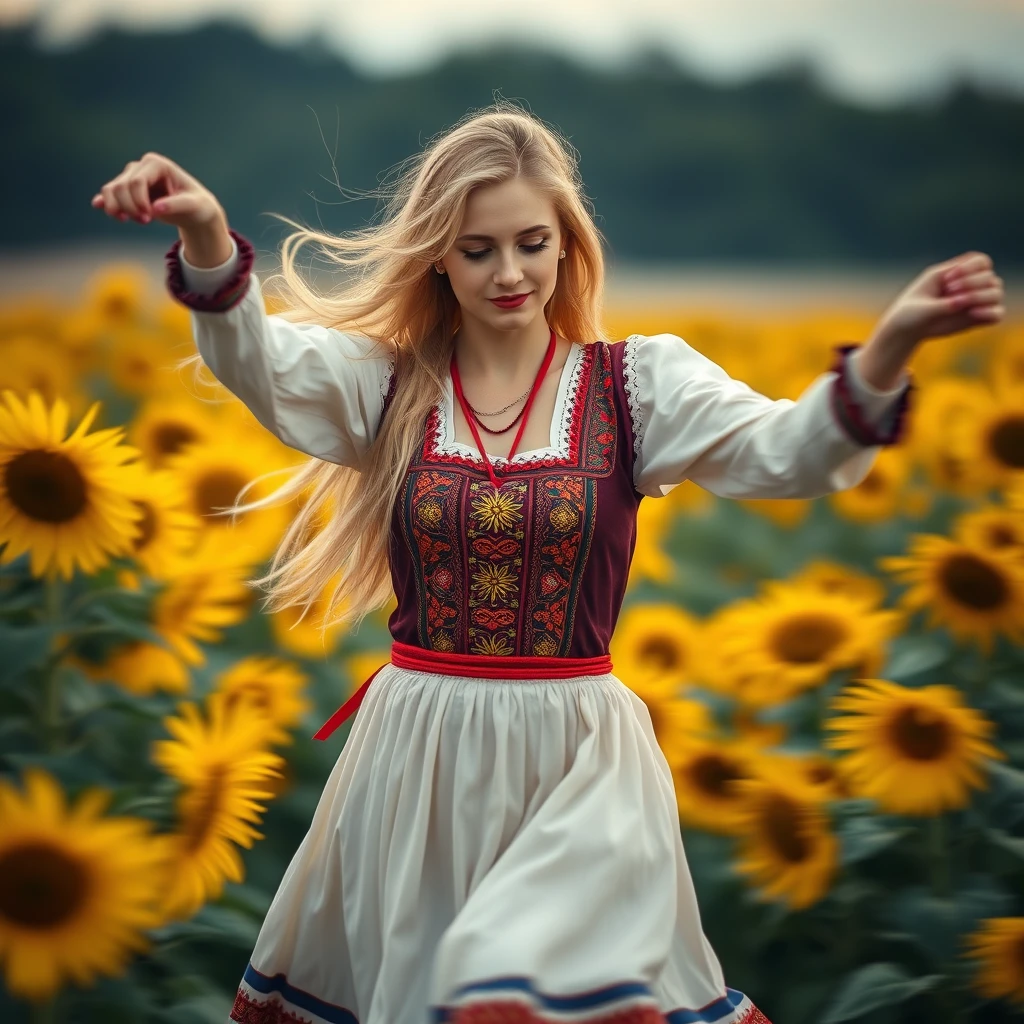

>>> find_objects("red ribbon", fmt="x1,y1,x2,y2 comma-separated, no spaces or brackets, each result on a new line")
312,642,613,741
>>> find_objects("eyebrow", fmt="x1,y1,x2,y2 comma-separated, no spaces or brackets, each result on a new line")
455,224,551,242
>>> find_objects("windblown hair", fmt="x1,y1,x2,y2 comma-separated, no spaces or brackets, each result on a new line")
187,101,608,638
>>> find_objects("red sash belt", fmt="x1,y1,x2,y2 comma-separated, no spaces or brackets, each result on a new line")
312,641,613,741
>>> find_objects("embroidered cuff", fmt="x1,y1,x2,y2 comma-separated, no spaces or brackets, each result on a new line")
829,343,914,447
165,229,255,312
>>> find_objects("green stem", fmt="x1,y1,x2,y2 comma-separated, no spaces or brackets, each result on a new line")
928,814,950,898
40,574,64,752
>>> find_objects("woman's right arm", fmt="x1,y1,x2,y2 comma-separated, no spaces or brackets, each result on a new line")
92,152,394,468
167,229,394,468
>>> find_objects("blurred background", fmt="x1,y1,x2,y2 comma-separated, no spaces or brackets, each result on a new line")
2,3,1024,1024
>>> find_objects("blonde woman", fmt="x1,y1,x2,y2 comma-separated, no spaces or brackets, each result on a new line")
92,102,1003,1024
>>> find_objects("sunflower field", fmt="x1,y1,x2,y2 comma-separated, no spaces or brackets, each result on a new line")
1,260,1023,1024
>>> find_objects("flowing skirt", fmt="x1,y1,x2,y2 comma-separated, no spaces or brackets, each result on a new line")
228,665,769,1024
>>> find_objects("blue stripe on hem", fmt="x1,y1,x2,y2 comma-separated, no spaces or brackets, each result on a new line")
666,988,748,1023
241,963,359,1024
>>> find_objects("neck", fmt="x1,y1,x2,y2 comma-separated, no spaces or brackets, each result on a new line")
453,311,554,382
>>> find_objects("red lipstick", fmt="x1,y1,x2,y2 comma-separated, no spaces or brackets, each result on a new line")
490,292,530,309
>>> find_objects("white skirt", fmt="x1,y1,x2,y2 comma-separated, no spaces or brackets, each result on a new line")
228,665,767,1024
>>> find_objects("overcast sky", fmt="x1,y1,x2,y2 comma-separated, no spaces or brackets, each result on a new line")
4,0,1024,106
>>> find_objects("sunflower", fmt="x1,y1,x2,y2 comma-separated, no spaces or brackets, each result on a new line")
119,464,202,579
0,334,80,411
128,393,219,469
151,692,284,921
825,678,1001,815
733,770,839,910
828,446,909,523
672,738,763,834
164,427,294,565
627,498,677,588
214,655,312,746
82,264,149,329
271,572,350,658
989,329,1024,393
881,533,1024,653
953,392,1024,491
611,603,702,694
664,479,714,515
0,390,144,580
786,559,887,610
953,505,1024,559
628,688,714,770
965,917,1024,1007
737,498,811,528
0,768,171,1002
708,585,900,707
106,326,186,398
147,551,254,666
907,377,991,495
71,638,191,697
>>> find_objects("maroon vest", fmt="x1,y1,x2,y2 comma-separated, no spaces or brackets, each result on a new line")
385,341,642,658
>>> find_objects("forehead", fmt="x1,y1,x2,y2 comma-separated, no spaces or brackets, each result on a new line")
458,178,557,235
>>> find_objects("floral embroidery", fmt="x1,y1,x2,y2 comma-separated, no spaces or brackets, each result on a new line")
402,470,464,650
525,475,596,656
467,478,527,655
231,991,315,1023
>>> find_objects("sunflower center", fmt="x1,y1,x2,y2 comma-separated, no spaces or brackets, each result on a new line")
689,754,745,800
225,685,271,713
4,449,88,523
638,635,685,672
988,524,1018,549
0,842,88,927
762,793,811,863
132,500,158,551
939,553,1008,611
806,762,837,786
194,470,249,519
889,705,952,760
154,423,199,457
770,614,847,665
989,416,1024,469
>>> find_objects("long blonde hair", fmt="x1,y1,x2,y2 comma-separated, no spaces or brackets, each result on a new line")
191,101,608,637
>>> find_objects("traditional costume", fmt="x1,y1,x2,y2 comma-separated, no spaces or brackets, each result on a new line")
167,230,911,1024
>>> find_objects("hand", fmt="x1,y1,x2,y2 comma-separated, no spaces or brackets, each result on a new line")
90,152,225,231
870,251,1005,350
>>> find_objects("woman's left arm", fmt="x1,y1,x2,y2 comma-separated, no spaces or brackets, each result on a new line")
628,251,1005,500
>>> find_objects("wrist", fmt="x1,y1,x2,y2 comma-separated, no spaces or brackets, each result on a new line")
179,211,232,269
857,326,918,392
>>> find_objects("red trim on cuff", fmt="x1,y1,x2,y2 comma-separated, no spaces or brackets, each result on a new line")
164,228,255,312
829,343,914,447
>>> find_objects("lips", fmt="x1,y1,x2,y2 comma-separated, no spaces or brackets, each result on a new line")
490,292,531,308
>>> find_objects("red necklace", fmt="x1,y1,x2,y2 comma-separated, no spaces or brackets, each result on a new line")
450,328,557,489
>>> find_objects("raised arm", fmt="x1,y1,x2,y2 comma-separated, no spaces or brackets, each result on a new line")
624,332,911,500
92,152,395,469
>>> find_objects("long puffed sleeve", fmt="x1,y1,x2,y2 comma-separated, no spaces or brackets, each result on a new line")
165,230,394,468
623,333,912,499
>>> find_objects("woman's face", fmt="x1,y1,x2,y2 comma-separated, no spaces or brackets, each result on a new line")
438,177,563,333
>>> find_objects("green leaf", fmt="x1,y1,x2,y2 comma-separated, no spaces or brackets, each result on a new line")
986,828,1024,863
821,963,941,1023
837,815,909,866
0,622,58,684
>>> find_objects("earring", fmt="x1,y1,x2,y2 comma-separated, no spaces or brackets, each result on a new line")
558,250,566,259
434,264,446,275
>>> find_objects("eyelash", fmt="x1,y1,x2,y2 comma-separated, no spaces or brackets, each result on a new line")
462,241,550,261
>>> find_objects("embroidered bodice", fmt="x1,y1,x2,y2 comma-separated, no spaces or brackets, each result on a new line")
387,341,638,657
169,229,913,660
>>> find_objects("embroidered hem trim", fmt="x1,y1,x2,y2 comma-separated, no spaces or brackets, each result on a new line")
165,228,255,312
829,343,913,447
621,334,645,460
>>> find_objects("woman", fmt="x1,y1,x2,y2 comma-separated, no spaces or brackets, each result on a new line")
92,102,1003,1024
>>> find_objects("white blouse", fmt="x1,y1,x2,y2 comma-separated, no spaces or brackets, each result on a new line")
178,236,907,499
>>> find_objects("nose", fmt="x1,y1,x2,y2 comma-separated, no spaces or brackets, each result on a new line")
493,249,525,289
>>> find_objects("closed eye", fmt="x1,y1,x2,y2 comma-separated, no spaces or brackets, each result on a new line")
462,241,550,261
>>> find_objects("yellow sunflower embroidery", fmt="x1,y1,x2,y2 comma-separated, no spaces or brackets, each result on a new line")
471,562,519,605
471,488,523,532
